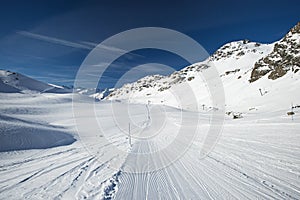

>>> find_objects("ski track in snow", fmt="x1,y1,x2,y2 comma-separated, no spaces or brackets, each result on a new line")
0,93,300,199
112,107,300,199
114,126,300,200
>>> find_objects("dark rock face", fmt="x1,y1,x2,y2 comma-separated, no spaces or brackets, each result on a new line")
250,22,300,82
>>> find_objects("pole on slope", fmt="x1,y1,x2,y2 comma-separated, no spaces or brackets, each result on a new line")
259,88,263,96
291,102,294,121
147,100,151,120
129,122,132,147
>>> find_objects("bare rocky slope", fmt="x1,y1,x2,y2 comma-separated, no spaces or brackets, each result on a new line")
250,22,300,82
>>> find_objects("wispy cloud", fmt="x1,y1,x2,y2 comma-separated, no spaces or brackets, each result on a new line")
81,41,144,58
16,31,143,58
80,41,125,53
17,31,92,50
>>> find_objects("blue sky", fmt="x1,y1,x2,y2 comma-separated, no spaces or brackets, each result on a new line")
0,0,299,89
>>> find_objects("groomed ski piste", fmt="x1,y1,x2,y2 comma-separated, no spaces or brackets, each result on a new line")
0,91,300,199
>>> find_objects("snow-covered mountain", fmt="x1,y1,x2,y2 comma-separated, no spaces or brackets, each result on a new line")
73,87,114,100
0,70,70,93
105,22,300,116
89,88,115,100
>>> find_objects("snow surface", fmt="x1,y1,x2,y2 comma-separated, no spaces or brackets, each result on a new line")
0,92,300,199
0,93,75,152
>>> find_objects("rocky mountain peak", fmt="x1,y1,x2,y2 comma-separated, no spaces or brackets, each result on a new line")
290,21,300,34
209,40,263,61
250,22,300,82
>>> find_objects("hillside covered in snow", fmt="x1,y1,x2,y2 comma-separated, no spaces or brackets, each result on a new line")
0,70,70,93
105,22,300,117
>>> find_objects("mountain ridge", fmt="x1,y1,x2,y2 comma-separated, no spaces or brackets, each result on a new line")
0,70,69,93
104,22,300,114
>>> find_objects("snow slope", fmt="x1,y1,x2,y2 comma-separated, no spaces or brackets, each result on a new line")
106,22,300,116
0,70,69,93
0,93,300,199
0,79,20,93
0,93,133,199
0,93,75,152
105,41,276,112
